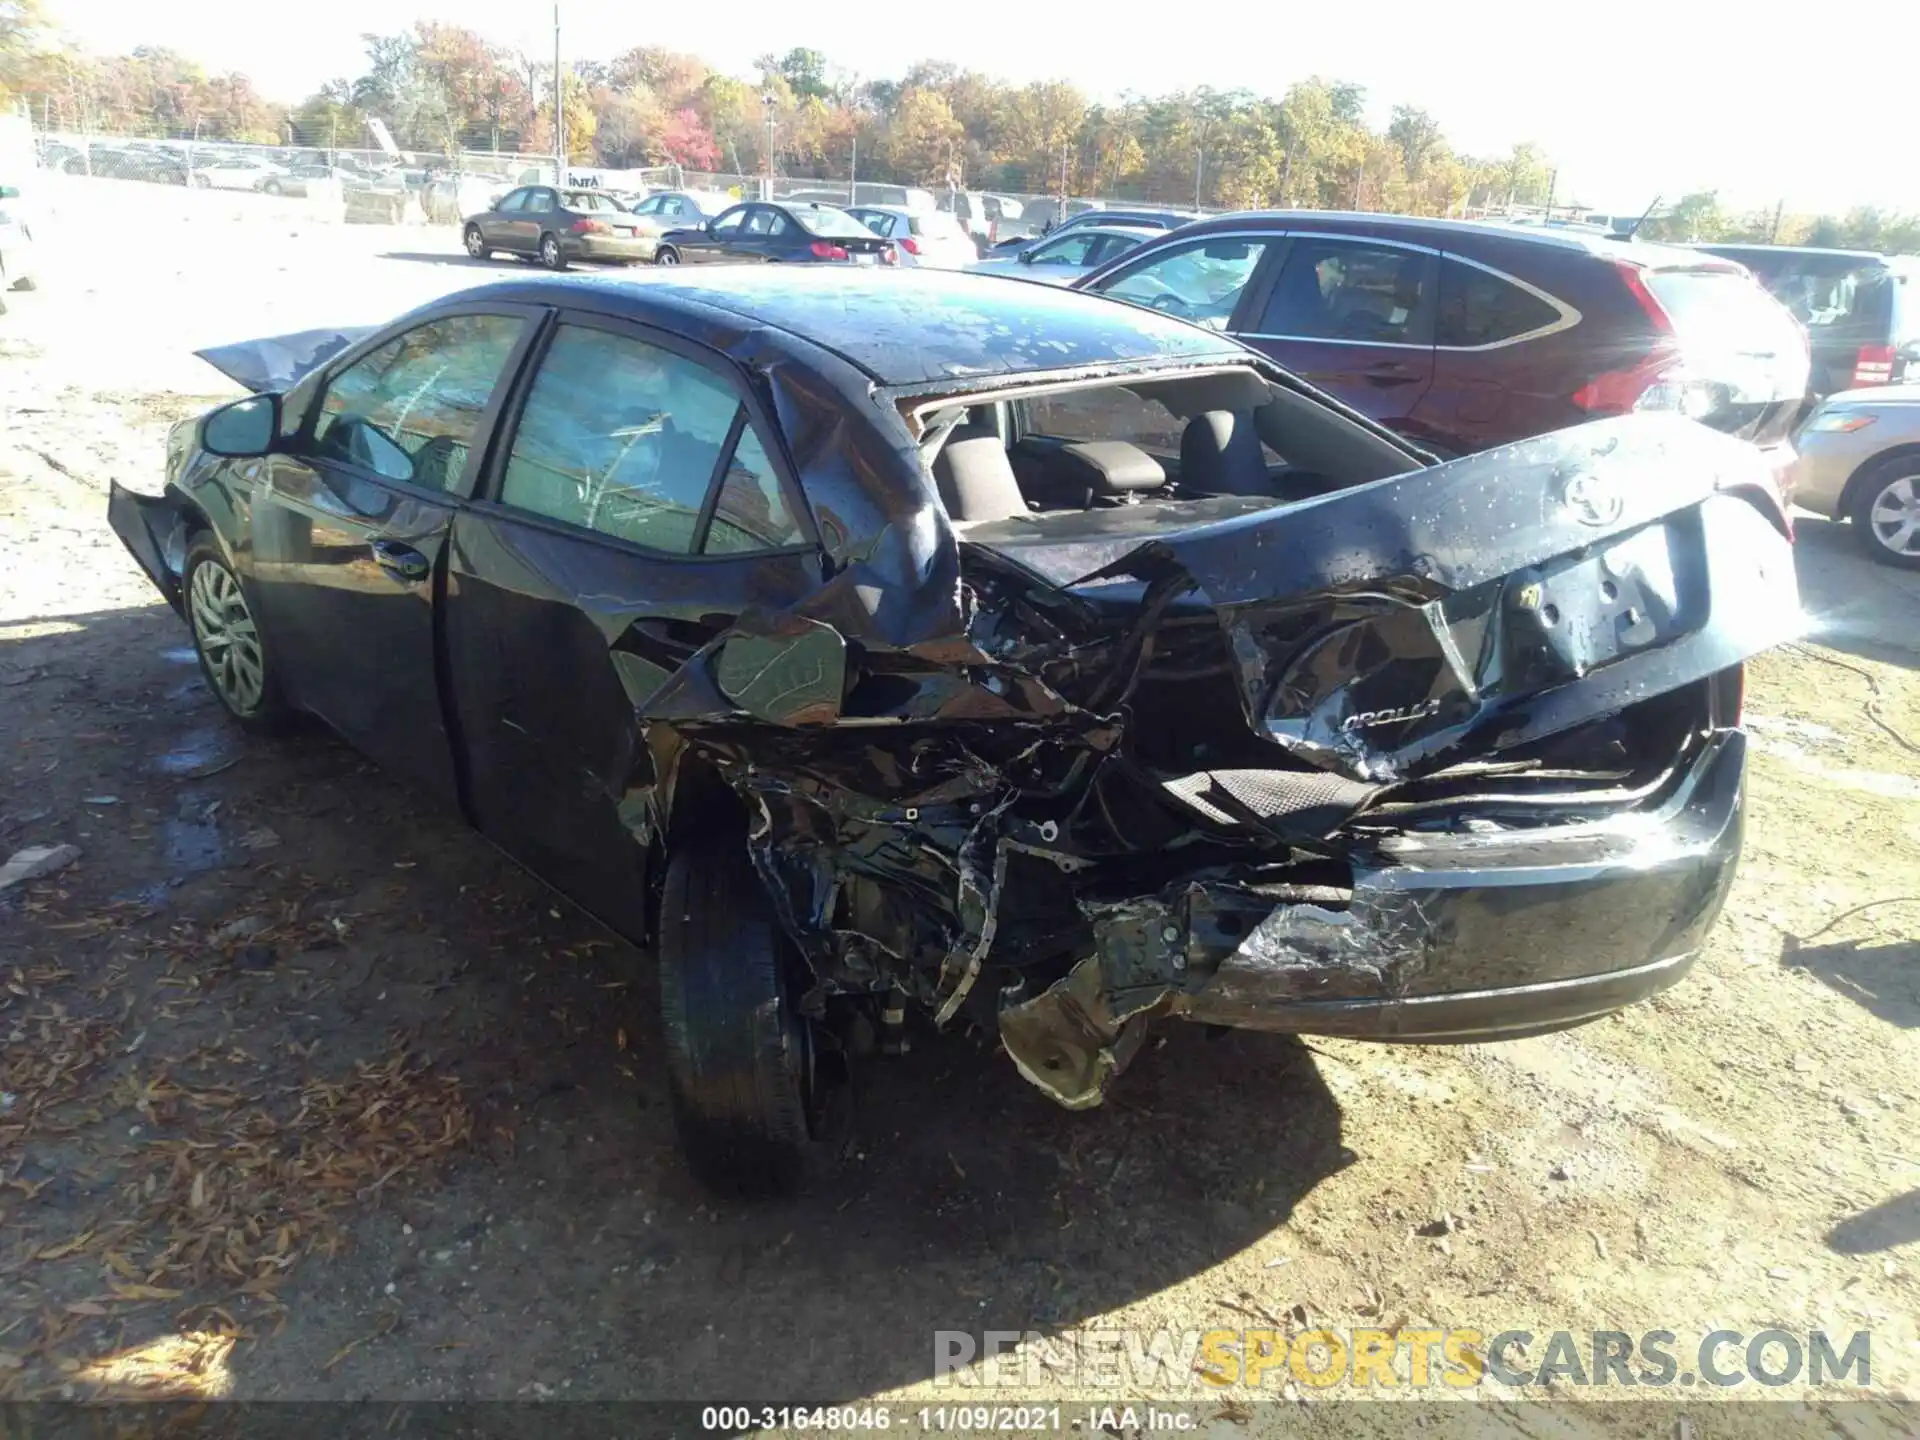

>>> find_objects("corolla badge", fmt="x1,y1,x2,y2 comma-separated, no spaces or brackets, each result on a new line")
1562,470,1625,527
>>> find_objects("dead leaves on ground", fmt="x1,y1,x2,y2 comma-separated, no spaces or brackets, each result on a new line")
1,953,473,1396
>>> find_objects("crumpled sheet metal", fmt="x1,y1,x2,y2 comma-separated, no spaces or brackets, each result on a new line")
194,328,375,395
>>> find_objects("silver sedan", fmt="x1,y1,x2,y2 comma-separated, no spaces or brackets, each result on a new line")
1789,386,1920,569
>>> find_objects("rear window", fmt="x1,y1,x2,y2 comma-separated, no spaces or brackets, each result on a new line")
1436,258,1564,347
911,213,967,239
1644,269,1805,354
794,206,874,240
1766,264,1894,341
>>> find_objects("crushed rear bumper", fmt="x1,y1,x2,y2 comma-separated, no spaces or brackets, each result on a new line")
998,729,1745,1107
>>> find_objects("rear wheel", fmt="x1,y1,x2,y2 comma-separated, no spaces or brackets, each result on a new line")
184,535,292,732
539,232,566,270
654,246,679,266
1848,457,1920,570
658,827,819,1195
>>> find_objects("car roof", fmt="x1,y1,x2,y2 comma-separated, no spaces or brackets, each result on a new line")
1172,209,1729,268
1050,224,1160,240
437,268,1249,387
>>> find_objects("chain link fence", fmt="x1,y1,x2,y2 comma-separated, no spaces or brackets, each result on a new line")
23,124,1201,241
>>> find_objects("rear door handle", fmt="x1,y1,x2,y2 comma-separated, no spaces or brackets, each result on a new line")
1363,363,1422,387
370,539,431,583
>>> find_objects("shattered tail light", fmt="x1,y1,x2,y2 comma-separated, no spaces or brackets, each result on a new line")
899,236,922,255
569,218,610,235
1852,343,1895,387
881,243,899,266
809,240,849,260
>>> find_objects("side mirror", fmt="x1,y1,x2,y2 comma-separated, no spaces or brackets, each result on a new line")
1017,248,1036,264
200,394,280,458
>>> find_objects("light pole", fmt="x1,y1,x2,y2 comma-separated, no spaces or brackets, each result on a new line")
761,92,777,200
551,4,564,182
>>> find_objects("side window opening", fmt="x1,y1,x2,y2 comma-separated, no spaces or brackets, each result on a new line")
1436,257,1564,347
309,314,525,489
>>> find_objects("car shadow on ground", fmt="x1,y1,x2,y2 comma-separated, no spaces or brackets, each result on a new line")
4,601,1353,1403
1791,516,1920,671
377,251,523,269
1779,931,1920,1029
1827,1190,1920,1254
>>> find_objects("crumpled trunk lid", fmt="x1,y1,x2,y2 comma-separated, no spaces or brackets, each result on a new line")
959,415,1798,782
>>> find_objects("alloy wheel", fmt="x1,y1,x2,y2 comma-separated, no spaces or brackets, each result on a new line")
1866,472,1920,559
189,560,266,715
464,226,485,258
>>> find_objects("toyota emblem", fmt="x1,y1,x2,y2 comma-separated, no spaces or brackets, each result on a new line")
1563,471,1624,527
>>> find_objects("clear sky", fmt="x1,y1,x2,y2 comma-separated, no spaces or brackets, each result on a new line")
55,0,1918,215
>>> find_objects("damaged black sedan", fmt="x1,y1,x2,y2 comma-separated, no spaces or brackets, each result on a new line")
109,268,1799,1193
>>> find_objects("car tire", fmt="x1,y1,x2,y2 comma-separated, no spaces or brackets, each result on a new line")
262,179,282,196
1847,456,1920,570
658,826,818,1196
192,174,211,189
183,534,293,732
463,225,489,260
11,273,36,293
653,246,679,266
539,233,566,271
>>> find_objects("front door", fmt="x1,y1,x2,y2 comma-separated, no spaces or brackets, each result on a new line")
1240,234,1438,437
247,306,541,802
481,188,529,247
681,205,747,262
443,312,822,938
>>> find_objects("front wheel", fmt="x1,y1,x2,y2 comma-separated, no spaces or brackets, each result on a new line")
539,232,566,270
653,246,680,266
463,224,488,260
191,174,211,189
184,535,292,732
1849,457,1920,570
261,179,283,196
658,828,820,1195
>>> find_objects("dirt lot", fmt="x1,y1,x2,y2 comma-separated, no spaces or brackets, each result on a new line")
2,185,1918,1427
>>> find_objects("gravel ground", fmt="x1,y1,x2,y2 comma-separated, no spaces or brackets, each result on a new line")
1,180,1917,1431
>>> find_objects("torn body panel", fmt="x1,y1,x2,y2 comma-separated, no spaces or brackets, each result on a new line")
110,281,1799,1118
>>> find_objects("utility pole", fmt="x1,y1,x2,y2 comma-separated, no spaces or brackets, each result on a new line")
1544,168,1558,220
849,127,857,207
551,3,564,182
761,92,777,201
1193,147,1203,210
1770,197,1784,243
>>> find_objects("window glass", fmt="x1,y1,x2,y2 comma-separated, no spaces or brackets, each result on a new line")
1436,258,1563,347
563,191,607,211
704,427,805,553
1031,233,1099,266
311,314,524,489
526,190,555,215
1021,381,1284,464
1259,239,1433,343
743,208,777,235
497,190,527,213
797,206,878,239
711,208,746,235
499,325,743,554
1085,233,1146,268
1094,238,1272,330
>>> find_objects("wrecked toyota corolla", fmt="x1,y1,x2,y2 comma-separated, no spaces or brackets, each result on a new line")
108,268,1799,1193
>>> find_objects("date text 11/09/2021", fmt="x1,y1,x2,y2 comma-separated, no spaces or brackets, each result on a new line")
699,1406,1192,1432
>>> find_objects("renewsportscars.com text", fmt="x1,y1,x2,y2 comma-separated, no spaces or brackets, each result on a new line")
934,1327,1872,1391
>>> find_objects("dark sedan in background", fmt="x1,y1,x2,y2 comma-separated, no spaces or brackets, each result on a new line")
652,201,895,266
108,268,1795,1194
1074,212,1811,463
463,185,657,269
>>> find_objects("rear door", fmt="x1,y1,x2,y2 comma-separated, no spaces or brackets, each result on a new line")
515,188,557,250
247,305,542,802
1240,233,1438,432
443,312,823,937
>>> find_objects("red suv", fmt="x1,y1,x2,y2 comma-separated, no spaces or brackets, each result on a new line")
1074,212,1809,463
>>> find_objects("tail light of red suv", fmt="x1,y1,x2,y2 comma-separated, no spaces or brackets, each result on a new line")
1850,344,1895,387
